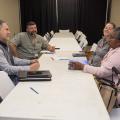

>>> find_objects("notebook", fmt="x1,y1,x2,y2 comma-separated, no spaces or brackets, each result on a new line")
19,70,52,81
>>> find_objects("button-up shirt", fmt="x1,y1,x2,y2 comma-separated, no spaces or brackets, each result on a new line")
84,47,120,83
11,32,48,59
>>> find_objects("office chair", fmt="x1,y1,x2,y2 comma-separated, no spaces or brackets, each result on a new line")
50,30,54,37
44,33,51,41
75,30,83,41
78,34,88,49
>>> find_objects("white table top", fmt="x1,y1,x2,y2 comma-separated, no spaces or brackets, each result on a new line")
0,51,110,120
50,32,81,51
53,32,75,38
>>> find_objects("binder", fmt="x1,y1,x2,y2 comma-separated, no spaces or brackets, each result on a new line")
19,70,52,81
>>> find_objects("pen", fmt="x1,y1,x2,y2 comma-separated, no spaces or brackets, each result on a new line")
30,87,39,94
55,47,60,49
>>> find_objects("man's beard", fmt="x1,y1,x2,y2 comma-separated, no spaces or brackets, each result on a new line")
30,31,37,37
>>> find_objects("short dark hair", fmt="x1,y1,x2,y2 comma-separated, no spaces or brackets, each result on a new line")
26,21,36,28
112,27,120,40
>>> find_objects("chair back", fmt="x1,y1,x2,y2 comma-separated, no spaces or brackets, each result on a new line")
75,30,82,40
79,34,88,49
79,40,88,49
90,43,98,52
50,30,54,36
0,71,15,99
45,33,51,41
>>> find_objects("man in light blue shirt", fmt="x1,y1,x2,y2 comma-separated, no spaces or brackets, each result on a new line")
0,19,40,84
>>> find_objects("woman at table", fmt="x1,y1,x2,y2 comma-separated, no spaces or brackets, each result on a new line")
89,22,116,67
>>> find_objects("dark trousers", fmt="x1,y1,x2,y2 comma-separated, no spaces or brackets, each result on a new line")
9,75,19,85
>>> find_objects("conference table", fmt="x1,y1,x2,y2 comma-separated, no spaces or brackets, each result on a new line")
53,32,75,38
0,32,110,120
49,32,81,51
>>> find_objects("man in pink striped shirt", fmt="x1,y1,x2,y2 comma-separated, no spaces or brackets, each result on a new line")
69,27,120,103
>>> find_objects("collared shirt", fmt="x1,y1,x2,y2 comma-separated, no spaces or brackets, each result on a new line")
0,40,30,75
89,38,110,67
84,47,120,83
11,32,49,59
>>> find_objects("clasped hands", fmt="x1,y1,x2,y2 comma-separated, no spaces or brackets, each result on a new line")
30,59,40,71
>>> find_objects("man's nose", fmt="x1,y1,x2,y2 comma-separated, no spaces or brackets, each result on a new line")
8,30,11,34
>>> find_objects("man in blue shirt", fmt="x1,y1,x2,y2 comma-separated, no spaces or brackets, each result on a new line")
0,19,40,84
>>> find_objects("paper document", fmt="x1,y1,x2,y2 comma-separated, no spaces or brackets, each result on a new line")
69,57,88,64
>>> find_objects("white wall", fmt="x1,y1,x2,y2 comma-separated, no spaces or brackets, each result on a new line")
111,0,120,26
0,0,20,37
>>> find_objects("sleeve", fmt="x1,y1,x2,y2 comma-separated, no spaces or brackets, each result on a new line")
83,50,120,78
13,57,31,65
0,50,30,75
10,33,21,46
40,36,49,49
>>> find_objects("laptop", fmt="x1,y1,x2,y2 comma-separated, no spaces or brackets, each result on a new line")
19,70,52,81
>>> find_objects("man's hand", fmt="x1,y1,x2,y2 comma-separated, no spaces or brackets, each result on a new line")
47,45,55,52
68,61,84,70
30,59,39,64
30,62,40,71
